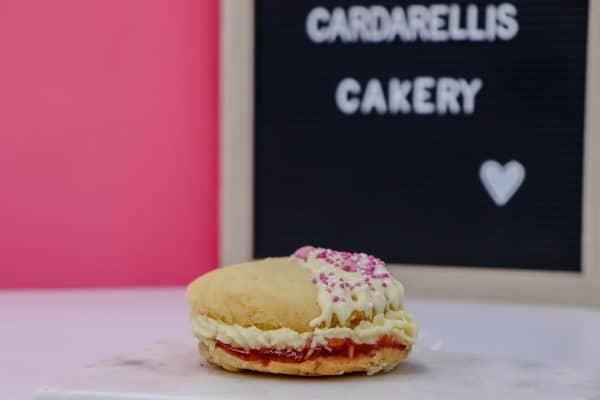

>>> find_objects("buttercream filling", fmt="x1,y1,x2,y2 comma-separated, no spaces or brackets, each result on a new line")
190,311,417,351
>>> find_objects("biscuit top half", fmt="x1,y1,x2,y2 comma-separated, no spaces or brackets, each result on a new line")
187,246,406,333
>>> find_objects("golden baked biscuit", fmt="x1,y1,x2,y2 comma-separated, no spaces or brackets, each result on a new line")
187,257,320,332
187,246,417,376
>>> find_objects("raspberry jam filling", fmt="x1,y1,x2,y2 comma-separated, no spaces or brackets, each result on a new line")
216,335,407,365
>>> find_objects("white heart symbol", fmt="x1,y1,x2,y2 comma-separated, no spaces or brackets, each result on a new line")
479,160,526,207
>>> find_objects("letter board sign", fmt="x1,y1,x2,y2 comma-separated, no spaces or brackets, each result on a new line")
252,0,589,271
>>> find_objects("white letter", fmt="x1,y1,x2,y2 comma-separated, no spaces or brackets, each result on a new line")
348,6,371,42
497,3,519,40
466,5,485,41
389,7,413,41
361,79,387,114
408,5,431,41
306,7,331,43
370,6,391,42
485,5,497,41
430,4,449,42
436,78,461,114
388,78,412,114
459,78,483,114
329,7,354,42
413,76,435,114
448,4,467,41
336,78,361,114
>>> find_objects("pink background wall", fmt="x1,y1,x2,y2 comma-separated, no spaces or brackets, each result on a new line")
0,0,219,288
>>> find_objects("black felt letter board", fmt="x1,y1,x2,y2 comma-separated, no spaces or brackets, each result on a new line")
253,0,588,271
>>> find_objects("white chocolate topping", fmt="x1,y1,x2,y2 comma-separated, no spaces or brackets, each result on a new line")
292,246,406,329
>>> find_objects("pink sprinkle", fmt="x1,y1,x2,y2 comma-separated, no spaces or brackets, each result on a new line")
319,272,328,284
293,245,313,261
372,273,390,279
341,261,356,272
328,271,334,276
317,250,328,259
333,295,340,302
311,278,317,284
382,282,388,288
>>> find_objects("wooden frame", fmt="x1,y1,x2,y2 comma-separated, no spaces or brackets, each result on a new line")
220,0,600,307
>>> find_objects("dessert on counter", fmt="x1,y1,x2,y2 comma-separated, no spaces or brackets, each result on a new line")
187,246,417,376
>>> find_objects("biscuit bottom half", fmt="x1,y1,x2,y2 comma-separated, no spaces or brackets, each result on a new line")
198,336,411,376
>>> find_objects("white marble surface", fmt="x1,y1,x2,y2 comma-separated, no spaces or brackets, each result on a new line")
34,340,600,400
1,288,600,400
